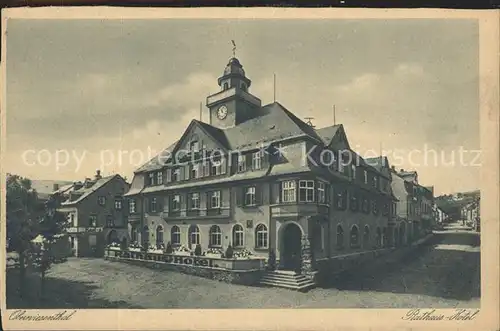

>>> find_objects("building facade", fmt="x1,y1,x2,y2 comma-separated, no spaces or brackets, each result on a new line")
58,171,130,257
124,56,397,273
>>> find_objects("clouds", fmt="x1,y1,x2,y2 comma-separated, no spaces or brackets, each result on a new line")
4,18,479,194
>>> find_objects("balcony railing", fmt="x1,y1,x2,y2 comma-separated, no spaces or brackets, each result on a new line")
67,227,104,233
163,208,230,220
270,203,329,218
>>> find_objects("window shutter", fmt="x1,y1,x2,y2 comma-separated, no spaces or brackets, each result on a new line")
179,167,185,181
164,196,169,212
246,153,252,169
157,196,163,212
262,148,270,168
272,182,280,204
166,169,172,183
204,162,210,177
256,185,263,205
220,156,227,174
180,194,185,210
184,165,190,180
236,187,242,207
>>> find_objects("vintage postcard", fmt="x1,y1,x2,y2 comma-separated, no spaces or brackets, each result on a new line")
1,6,499,331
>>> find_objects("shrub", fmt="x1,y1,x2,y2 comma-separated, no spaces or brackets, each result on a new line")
225,244,234,259
165,241,173,254
194,244,202,256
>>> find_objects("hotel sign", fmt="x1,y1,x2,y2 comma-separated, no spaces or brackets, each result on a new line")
117,251,217,268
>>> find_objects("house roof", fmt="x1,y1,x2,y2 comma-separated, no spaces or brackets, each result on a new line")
315,125,341,146
31,180,74,200
134,102,326,174
31,180,74,195
135,140,179,173
365,156,389,171
61,175,123,206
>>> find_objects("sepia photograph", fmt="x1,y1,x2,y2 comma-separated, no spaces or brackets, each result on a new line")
1,7,498,331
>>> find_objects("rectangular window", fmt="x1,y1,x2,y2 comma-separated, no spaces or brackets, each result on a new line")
148,172,155,186
317,181,326,204
106,215,114,227
190,141,199,152
172,168,180,182
189,193,200,210
299,180,315,202
245,187,256,206
98,196,106,206
252,151,262,170
157,171,163,185
338,158,345,173
150,197,157,213
336,190,346,209
364,170,368,184
351,164,356,179
190,164,199,179
210,191,221,209
282,180,296,203
211,159,222,176
89,215,97,227
170,195,180,211
129,199,136,214
114,199,122,210
237,154,246,172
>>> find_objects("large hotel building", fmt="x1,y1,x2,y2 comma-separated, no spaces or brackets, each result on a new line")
124,56,399,272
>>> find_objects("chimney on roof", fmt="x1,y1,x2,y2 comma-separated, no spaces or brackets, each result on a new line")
400,168,405,173
391,166,396,172
53,183,59,191
95,169,102,180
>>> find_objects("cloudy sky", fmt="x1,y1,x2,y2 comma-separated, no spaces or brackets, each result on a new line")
5,18,479,195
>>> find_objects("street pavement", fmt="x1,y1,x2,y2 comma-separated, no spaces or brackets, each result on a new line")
314,221,481,308
7,222,480,308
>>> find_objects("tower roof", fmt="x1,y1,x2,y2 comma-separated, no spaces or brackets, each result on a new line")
218,57,251,87
223,57,245,76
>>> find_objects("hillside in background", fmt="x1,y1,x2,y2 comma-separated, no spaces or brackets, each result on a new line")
435,190,480,220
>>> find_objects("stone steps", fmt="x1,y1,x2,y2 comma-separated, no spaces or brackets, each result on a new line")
258,270,316,292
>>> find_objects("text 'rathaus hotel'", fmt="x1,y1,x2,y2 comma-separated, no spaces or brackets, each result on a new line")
124,53,429,273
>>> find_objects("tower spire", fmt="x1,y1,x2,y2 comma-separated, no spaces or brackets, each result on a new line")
231,40,236,58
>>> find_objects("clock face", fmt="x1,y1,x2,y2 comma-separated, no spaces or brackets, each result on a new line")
217,105,228,120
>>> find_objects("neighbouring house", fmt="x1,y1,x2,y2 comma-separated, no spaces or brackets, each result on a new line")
31,179,75,203
461,194,480,232
124,55,398,278
433,204,448,227
58,170,130,257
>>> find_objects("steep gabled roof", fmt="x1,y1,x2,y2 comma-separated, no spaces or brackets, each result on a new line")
223,102,322,150
61,175,125,206
135,140,178,173
315,125,341,146
365,156,389,171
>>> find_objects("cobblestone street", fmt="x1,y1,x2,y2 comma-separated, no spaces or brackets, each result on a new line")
7,222,480,309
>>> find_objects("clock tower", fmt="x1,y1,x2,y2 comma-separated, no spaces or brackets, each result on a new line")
206,57,262,129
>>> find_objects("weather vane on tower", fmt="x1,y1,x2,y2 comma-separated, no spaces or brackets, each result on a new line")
231,40,236,58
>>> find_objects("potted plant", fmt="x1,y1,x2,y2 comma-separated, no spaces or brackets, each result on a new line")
194,244,202,256
206,248,222,258
165,241,173,254
225,244,234,259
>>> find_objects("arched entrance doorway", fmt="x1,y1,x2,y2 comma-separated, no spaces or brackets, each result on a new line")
281,223,303,271
107,230,118,244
